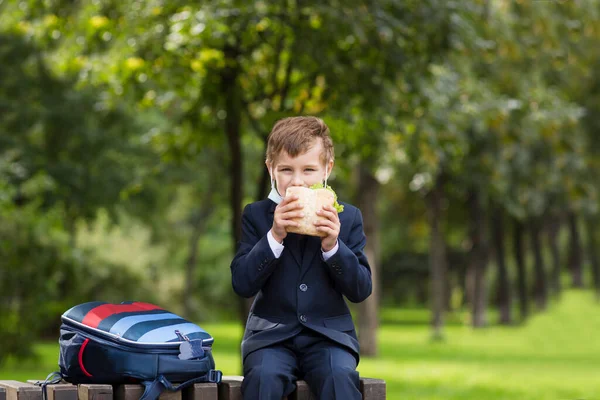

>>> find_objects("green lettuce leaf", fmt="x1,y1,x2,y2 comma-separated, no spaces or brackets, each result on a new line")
309,183,344,213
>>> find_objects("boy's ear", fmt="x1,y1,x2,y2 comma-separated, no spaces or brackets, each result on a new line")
265,160,273,178
327,159,334,176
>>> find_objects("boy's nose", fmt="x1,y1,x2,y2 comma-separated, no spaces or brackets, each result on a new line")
290,174,304,186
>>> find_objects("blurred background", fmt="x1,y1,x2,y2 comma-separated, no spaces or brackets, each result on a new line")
1,0,600,398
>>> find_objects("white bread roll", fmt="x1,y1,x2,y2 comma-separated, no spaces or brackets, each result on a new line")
285,186,335,237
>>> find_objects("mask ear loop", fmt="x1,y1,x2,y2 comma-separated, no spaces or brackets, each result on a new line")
324,162,329,188
271,167,281,195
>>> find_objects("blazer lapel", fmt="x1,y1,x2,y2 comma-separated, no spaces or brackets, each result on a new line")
300,236,320,275
284,233,303,267
269,200,277,217
268,200,276,227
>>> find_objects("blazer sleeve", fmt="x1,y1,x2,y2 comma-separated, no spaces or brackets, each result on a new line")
230,203,280,298
321,207,372,303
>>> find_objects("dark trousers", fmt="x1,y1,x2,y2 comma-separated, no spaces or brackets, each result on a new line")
242,329,361,400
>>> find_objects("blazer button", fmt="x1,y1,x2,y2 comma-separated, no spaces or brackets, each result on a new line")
299,314,307,323
299,284,308,292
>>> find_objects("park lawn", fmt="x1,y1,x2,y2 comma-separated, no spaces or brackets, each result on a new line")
1,290,599,400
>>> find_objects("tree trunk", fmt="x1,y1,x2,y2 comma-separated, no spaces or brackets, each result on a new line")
585,216,600,301
427,174,447,340
491,205,512,325
513,218,529,321
221,46,251,324
567,212,584,288
57,212,77,300
256,134,271,201
257,163,271,201
66,212,77,249
183,207,211,320
545,214,562,298
445,274,453,312
529,217,548,310
356,163,380,356
467,189,489,328
183,219,203,320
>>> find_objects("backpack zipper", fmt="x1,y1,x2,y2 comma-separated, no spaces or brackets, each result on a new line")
61,322,213,353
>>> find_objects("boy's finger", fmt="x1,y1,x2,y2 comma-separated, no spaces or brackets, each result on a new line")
317,208,338,221
279,201,303,213
276,197,294,211
275,218,299,227
316,226,334,235
281,211,304,219
281,195,299,205
315,219,336,230
282,220,300,227
324,205,339,215
322,205,336,212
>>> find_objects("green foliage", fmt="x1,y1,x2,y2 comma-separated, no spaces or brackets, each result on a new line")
0,13,153,363
0,168,151,364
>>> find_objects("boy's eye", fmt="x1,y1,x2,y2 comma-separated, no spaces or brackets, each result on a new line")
305,169,315,172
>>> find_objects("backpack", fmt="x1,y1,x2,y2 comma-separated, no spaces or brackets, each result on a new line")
51,301,222,400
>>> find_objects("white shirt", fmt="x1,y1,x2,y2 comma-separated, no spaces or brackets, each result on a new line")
267,230,339,261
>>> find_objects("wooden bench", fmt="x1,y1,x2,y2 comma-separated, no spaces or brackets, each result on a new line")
218,376,385,399
0,377,385,400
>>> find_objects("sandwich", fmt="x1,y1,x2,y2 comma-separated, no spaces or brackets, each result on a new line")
285,184,344,237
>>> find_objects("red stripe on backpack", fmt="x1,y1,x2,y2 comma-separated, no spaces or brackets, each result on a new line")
78,338,93,377
82,302,163,328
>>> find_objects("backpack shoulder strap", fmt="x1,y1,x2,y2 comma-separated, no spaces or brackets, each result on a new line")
140,370,222,400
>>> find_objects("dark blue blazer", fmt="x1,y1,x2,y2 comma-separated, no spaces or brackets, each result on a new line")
230,198,372,363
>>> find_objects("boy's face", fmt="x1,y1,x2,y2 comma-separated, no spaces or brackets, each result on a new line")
267,138,334,197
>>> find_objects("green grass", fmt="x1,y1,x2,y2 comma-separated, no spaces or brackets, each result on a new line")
2,290,599,399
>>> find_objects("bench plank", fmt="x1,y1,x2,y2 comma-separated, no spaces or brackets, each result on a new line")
360,378,386,400
25,382,77,400
156,390,180,400
216,377,242,400
48,385,77,400
114,384,184,400
288,380,314,400
217,377,385,400
114,384,143,400
182,383,217,400
11,375,385,400
78,385,112,400
0,381,42,400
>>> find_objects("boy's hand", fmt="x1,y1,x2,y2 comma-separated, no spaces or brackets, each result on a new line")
315,205,340,252
271,195,303,243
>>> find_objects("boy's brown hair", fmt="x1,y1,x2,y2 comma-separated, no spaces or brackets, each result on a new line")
265,116,334,165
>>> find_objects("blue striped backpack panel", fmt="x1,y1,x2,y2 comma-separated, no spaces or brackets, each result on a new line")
57,301,221,400
61,301,214,346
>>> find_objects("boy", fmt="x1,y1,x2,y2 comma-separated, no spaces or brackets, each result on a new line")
230,116,372,399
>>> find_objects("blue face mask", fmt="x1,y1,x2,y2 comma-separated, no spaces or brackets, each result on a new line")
267,167,284,204
267,164,330,205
